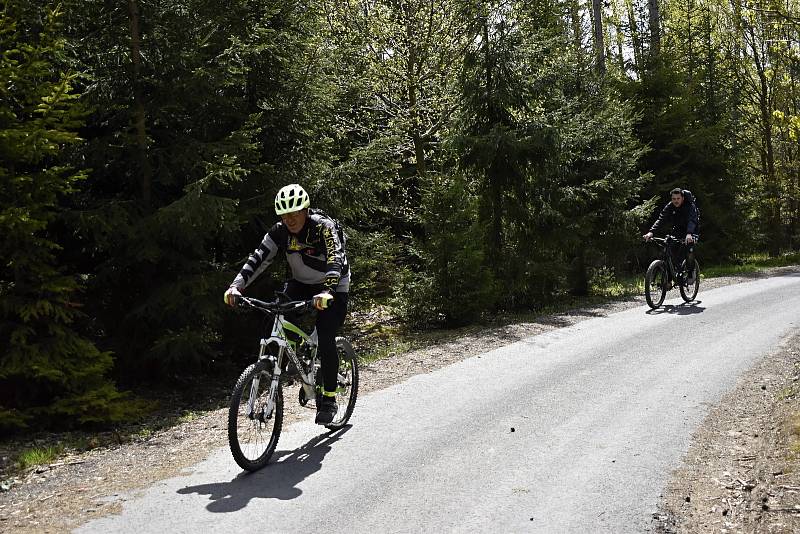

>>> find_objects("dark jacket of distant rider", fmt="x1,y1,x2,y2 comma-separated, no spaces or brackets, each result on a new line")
649,189,699,237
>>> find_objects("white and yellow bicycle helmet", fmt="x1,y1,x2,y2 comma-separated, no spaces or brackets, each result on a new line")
274,183,310,215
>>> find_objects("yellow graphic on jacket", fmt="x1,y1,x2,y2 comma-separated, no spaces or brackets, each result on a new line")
288,236,304,251
323,226,336,257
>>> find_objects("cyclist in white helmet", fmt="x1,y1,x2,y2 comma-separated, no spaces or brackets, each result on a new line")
224,184,350,424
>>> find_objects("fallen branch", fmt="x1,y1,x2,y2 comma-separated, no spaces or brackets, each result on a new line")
764,506,800,513
48,460,86,468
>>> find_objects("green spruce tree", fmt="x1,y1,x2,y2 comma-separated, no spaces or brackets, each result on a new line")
0,2,134,431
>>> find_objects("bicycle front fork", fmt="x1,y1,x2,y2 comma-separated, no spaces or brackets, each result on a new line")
246,344,282,421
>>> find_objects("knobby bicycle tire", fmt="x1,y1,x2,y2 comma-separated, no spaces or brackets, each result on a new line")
679,259,700,302
228,362,283,471
326,337,359,430
645,259,668,309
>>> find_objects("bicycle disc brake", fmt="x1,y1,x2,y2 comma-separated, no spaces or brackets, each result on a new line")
298,385,317,409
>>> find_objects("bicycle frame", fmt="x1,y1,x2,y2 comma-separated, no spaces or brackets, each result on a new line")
653,236,685,286
248,312,319,420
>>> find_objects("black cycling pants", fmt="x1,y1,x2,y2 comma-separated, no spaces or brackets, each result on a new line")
284,280,348,393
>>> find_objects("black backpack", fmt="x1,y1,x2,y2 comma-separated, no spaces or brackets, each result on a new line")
309,208,348,250
683,189,700,230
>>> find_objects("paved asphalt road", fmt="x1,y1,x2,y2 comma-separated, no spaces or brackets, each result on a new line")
78,273,800,533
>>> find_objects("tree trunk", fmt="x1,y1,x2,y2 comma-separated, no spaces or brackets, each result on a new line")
611,1,625,71
627,0,642,74
483,16,502,260
702,7,717,122
592,0,605,75
685,0,696,82
128,0,151,207
571,0,583,52
749,29,781,254
792,49,800,249
407,75,427,177
405,5,426,178
648,0,660,59
569,248,589,296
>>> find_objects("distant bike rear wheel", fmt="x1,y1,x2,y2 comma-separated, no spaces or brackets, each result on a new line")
679,259,700,302
228,362,283,471
645,259,668,309
325,337,359,430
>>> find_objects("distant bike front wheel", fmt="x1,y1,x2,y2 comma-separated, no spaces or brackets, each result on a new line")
680,259,700,302
645,259,668,309
228,362,283,471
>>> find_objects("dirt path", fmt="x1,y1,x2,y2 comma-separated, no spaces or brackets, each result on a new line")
1,267,799,533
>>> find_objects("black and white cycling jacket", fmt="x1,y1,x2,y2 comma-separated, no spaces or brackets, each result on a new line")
231,212,350,293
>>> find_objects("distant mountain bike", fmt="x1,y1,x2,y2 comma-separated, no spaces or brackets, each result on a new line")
227,294,358,472
645,235,700,309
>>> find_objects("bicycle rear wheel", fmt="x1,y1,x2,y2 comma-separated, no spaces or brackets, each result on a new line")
326,337,359,430
679,259,700,302
645,259,668,309
228,362,283,471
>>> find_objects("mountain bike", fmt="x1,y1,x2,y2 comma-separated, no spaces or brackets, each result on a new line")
227,294,358,472
644,235,700,309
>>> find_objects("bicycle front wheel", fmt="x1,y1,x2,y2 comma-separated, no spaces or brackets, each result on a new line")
680,259,700,302
326,337,359,430
228,362,283,471
645,259,668,309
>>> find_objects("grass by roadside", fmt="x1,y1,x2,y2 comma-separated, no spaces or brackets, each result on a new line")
14,445,65,472
704,251,800,277
0,393,230,488
587,252,800,299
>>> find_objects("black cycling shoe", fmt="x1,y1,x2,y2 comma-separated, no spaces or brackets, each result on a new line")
315,395,337,425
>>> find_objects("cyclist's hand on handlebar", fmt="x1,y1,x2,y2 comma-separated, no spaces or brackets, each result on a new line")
224,286,242,307
685,234,695,245
313,291,333,311
643,232,653,242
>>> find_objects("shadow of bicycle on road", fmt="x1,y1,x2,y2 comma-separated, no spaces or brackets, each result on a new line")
646,301,706,315
177,426,350,513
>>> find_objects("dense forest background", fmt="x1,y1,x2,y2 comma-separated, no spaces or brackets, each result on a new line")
2,0,799,432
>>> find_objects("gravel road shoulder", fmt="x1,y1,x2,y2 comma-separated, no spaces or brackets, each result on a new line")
1,266,799,533
653,332,800,533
